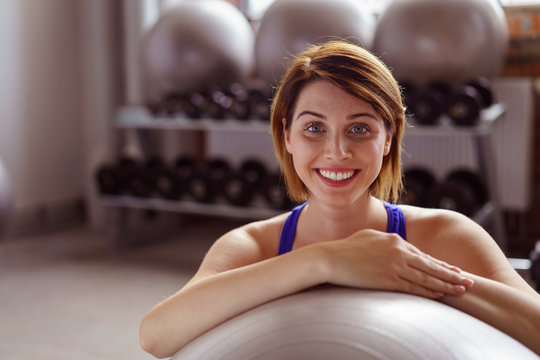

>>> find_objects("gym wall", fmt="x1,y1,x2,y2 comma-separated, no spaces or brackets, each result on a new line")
0,0,88,234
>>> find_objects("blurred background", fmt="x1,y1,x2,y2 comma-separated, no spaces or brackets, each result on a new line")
1,0,540,359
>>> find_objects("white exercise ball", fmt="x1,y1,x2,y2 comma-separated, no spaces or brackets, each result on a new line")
254,0,376,85
172,286,537,360
142,0,255,100
373,0,509,85
0,159,13,235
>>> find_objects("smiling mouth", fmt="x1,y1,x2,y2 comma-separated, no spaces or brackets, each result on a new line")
317,169,358,181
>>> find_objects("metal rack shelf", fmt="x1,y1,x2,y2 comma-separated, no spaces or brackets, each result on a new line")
116,106,270,132
102,195,281,220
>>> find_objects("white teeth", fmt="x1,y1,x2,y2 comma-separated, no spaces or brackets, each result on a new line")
318,169,355,181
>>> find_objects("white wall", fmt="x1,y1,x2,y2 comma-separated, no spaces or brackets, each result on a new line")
0,0,85,213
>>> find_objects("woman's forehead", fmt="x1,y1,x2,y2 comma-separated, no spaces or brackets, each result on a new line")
293,80,379,119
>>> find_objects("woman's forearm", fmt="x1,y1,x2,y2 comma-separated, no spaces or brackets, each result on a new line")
140,245,328,358
440,273,540,355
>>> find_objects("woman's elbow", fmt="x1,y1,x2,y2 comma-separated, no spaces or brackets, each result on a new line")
139,317,175,359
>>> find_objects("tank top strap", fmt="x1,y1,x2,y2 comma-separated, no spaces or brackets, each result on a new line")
278,202,307,255
384,201,407,240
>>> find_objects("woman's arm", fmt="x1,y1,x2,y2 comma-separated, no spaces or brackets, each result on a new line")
441,273,540,355
408,208,540,355
139,229,327,358
140,223,471,358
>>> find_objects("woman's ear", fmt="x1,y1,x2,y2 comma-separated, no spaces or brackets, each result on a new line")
383,131,393,156
283,118,293,154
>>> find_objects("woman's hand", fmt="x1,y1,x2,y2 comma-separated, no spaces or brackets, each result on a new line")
318,229,474,299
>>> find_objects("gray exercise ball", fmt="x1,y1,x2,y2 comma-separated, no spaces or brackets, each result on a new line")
142,0,255,100
254,0,376,85
172,286,537,360
0,159,13,235
373,0,509,85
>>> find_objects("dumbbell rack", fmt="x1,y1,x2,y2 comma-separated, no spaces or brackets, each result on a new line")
102,106,281,248
404,103,507,252
103,104,507,250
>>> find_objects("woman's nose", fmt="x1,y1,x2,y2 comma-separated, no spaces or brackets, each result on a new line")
325,134,352,161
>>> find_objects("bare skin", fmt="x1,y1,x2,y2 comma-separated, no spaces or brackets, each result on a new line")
140,80,540,358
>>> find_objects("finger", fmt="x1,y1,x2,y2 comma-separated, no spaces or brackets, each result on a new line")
408,253,473,288
400,267,468,296
404,244,463,273
396,276,445,299
424,254,462,273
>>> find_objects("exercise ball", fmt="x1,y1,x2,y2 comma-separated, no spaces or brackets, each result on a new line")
373,0,509,85
142,0,255,100
255,0,376,85
0,159,13,235
172,286,537,360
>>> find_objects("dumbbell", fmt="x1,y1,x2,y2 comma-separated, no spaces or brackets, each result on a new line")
96,164,122,195
223,172,255,206
428,169,488,217
447,77,493,126
400,168,437,207
115,157,155,198
225,83,251,120
407,82,451,125
173,155,215,202
263,172,295,210
204,158,233,196
145,157,181,200
247,87,272,121
222,159,268,207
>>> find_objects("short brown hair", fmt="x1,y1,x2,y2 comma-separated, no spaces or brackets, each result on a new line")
271,41,405,203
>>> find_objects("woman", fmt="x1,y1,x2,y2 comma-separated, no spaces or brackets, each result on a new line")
140,41,540,358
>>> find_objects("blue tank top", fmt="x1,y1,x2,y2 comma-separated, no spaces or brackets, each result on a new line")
278,201,406,255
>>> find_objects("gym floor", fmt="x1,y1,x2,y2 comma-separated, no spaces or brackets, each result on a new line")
0,216,244,360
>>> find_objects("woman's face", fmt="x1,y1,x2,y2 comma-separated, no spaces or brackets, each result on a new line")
283,79,392,206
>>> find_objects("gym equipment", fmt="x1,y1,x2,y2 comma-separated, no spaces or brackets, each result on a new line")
118,158,154,198
0,159,13,235
429,169,488,217
145,158,181,200
254,0,376,85
247,87,272,121
263,172,294,210
172,286,538,360
447,78,494,126
401,168,437,207
223,172,255,207
187,171,216,203
96,165,122,195
142,0,255,101
373,0,509,86
240,159,268,189
205,158,233,196
173,156,217,202
407,82,451,125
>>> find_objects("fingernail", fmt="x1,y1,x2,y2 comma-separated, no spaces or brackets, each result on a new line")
462,278,474,288
454,285,466,293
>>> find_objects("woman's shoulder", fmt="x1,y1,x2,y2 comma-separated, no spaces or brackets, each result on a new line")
216,212,290,259
191,212,290,280
400,204,486,244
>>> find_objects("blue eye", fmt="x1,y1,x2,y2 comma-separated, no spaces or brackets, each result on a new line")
306,122,324,133
350,124,369,135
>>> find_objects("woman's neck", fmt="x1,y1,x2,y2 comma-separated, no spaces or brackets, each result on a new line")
297,195,388,244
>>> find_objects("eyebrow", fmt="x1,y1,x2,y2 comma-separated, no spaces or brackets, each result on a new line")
296,110,379,121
